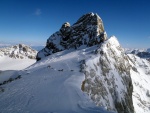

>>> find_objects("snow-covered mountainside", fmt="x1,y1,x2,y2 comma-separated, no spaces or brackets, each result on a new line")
37,12,107,61
82,36,134,113
128,54,150,113
0,44,113,113
0,13,150,113
0,44,37,59
0,56,36,87
81,37,150,113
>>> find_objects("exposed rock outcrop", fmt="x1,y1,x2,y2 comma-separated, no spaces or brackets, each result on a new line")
36,13,107,61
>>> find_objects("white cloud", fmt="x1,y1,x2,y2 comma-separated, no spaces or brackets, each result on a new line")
34,9,42,16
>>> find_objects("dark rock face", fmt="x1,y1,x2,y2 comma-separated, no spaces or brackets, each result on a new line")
36,13,107,61
136,52,150,58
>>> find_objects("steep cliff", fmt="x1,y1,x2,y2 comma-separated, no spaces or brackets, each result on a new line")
81,36,134,113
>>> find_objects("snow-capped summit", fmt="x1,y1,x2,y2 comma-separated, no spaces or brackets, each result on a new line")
0,44,37,59
36,12,107,61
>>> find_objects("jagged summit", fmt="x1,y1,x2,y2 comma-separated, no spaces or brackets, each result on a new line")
36,13,107,61
0,44,37,59
73,12,104,33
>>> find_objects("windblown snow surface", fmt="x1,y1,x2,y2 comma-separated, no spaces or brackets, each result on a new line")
0,56,36,71
0,46,112,113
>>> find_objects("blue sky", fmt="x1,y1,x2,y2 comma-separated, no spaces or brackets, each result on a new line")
0,0,150,48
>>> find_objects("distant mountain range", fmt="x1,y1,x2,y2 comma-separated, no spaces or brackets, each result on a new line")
125,48,150,61
0,44,37,59
0,44,44,51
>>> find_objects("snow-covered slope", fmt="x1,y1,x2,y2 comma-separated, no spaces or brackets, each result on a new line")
0,56,36,86
0,45,113,113
128,54,150,113
0,56,36,70
82,37,150,113
82,36,134,113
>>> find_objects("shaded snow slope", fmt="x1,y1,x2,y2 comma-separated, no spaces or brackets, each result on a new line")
128,54,150,113
0,70,17,84
0,46,113,113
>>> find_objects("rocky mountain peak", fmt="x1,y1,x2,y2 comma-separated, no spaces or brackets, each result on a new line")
60,22,71,34
73,12,104,33
37,13,107,61
61,22,70,28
